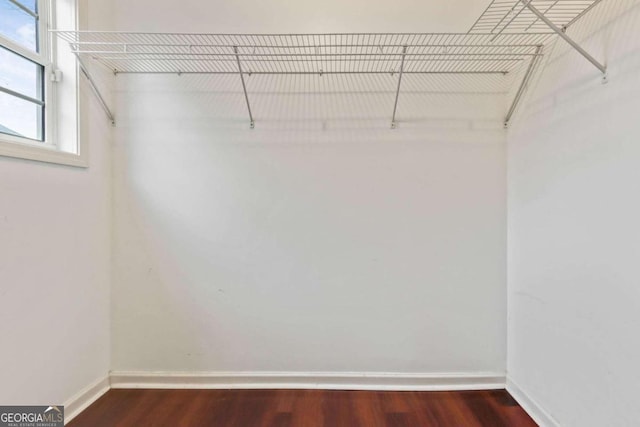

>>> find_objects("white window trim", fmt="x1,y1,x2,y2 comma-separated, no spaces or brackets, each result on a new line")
0,0,88,168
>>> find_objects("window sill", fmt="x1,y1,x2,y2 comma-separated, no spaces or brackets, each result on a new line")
0,137,88,168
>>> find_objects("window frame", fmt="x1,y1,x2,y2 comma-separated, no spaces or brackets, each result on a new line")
0,0,88,168
0,0,53,144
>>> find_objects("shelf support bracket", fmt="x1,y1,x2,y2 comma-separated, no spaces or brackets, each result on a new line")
234,46,255,129
519,0,606,76
75,54,116,126
504,45,543,128
391,45,407,129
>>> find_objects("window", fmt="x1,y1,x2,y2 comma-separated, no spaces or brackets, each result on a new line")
0,0,50,143
0,0,86,167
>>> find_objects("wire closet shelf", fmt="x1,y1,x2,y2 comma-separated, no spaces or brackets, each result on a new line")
470,0,606,34
55,32,553,75
53,0,607,127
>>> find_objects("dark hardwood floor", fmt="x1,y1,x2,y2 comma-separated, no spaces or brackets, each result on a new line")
68,389,536,427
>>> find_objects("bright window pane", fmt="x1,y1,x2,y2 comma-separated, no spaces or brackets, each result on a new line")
0,0,38,52
19,0,36,13
0,45,42,99
0,90,43,140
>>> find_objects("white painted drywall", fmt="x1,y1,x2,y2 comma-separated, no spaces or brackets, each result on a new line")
114,0,490,34
507,1,640,425
0,0,114,407
110,0,508,375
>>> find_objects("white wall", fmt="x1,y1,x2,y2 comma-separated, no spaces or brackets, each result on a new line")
114,0,490,34
110,0,508,376
0,0,113,407
507,1,640,425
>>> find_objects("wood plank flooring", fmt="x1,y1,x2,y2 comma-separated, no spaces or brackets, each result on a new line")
68,389,537,427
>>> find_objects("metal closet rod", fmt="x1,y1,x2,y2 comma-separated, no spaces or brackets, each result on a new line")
110,71,512,75
72,52,543,57
69,42,545,48
96,57,528,63
55,29,556,35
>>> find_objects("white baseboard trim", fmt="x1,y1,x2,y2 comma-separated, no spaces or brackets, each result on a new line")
64,375,110,425
109,371,506,391
506,378,560,427
62,372,505,422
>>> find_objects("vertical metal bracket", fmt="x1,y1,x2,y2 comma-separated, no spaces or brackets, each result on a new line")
233,46,255,129
520,0,607,75
504,45,543,128
391,45,408,129
75,54,116,126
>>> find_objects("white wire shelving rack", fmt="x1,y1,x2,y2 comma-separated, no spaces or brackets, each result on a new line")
54,0,608,129
470,0,606,34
